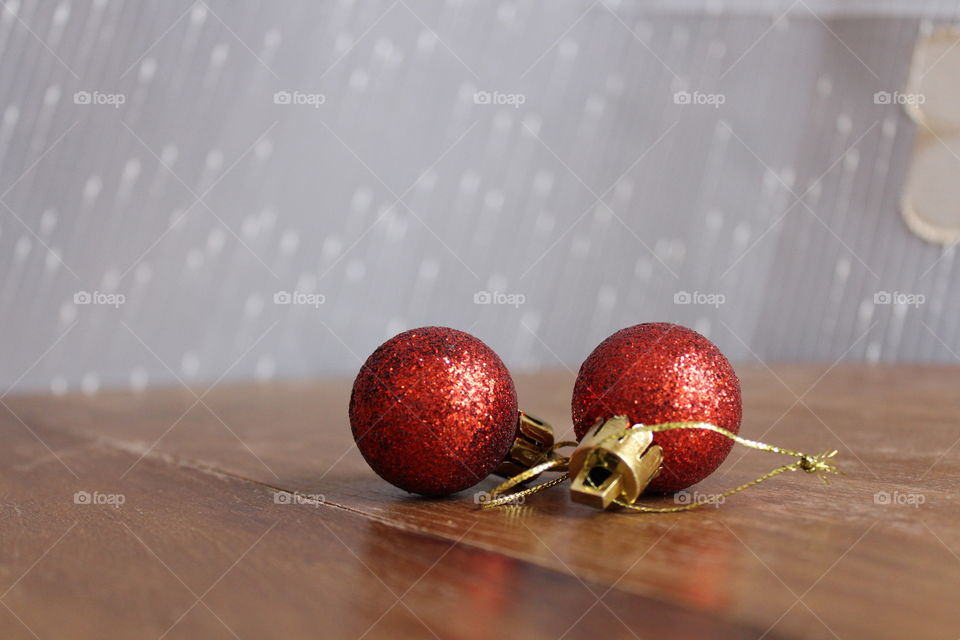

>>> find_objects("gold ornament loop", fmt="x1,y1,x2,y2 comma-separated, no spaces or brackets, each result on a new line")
481,420,840,512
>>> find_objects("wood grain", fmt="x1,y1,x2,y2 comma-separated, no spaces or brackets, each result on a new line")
1,365,958,639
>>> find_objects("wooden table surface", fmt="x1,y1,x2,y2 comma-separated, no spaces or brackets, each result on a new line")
0,365,957,639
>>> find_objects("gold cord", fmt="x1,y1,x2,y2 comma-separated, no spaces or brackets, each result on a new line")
480,422,839,511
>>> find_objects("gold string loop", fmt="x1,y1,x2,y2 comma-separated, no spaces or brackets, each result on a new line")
480,421,839,511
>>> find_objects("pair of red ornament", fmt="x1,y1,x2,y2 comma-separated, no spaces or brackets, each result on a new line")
349,322,742,499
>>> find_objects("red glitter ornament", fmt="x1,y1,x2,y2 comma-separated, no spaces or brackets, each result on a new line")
572,323,741,493
350,326,518,496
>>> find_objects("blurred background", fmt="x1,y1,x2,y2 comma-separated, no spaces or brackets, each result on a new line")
1,0,958,394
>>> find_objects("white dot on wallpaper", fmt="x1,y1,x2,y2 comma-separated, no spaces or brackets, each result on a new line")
139,57,157,83
135,262,152,284
882,116,896,138
259,207,277,231
457,83,474,103
533,171,554,194
521,310,541,333
4,105,19,126
816,75,832,97
416,30,437,53
59,301,77,325
774,14,789,30
322,236,343,260
255,138,273,159
83,176,102,201
597,285,616,309
836,114,852,135
733,223,750,245
496,3,516,24
190,4,207,25
373,38,394,60
419,258,439,281
264,28,281,49
806,180,822,201
296,272,317,292
3,0,19,17
351,187,373,211
844,149,859,171
614,178,633,200
706,208,723,231
40,208,57,235
81,372,100,396
255,356,275,381
123,158,141,182
521,115,541,136
211,43,230,66
45,249,61,272
207,228,226,254
459,171,480,194
558,39,578,59
484,190,504,211
44,85,61,106
15,235,31,259
780,168,796,189
205,149,224,172
865,341,881,363
241,215,260,238
346,259,366,282
101,269,120,292
279,229,299,255
50,376,67,396
349,69,369,91
334,34,354,55
130,367,148,392
857,298,874,324
585,95,605,117
161,144,178,166
493,111,512,131
606,74,624,96
835,256,851,279
181,352,200,378
245,294,264,317
53,1,69,24
186,248,204,270
572,235,590,258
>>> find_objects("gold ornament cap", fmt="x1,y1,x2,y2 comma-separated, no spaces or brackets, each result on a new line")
568,416,663,509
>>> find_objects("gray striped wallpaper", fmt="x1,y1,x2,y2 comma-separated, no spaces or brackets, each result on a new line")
1,1,958,394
